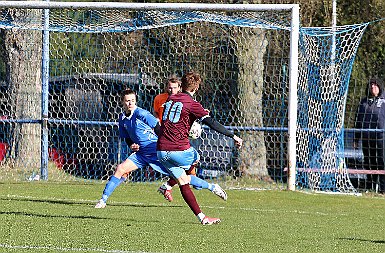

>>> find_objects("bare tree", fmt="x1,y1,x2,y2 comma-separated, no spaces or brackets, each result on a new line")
232,26,269,177
0,8,42,169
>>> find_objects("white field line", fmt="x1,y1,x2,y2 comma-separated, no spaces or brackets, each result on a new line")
1,194,344,217
0,243,154,253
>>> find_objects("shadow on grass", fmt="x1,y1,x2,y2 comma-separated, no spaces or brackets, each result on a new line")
0,195,185,209
0,196,91,206
339,237,385,244
0,211,110,220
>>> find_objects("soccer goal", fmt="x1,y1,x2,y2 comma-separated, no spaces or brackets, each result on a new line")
0,1,367,194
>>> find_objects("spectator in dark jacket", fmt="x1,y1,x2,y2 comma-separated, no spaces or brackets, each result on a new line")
354,78,385,193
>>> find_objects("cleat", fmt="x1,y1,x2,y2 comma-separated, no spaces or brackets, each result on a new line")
211,184,228,201
201,216,221,225
94,199,106,209
158,185,173,202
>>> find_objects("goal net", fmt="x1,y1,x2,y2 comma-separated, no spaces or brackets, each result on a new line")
0,2,367,193
296,24,368,193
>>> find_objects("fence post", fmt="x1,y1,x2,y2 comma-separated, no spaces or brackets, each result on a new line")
41,6,50,180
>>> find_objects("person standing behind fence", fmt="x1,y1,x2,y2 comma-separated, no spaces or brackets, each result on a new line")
354,78,385,193
157,71,243,225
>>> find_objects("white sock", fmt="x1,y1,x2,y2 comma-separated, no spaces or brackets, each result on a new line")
197,212,205,222
163,181,172,190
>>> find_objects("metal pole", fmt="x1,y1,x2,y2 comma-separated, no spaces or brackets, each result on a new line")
41,2,50,180
331,0,337,63
0,1,297,11
287,4,300,191
332,0,337,28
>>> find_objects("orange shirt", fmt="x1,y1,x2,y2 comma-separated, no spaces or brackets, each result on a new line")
153,93,169,123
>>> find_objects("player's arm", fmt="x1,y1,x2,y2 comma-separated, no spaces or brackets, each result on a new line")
201,116,243,148
201,116,232,137
118,114,140,151
123,138,140,152
153,101,160,119
139,109,161,136
124,137,133,146
153,95,162,120
154,122,161,136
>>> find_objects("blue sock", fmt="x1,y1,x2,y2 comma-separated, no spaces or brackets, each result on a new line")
120,177,127,184
190,175,209,190
101,176,121,202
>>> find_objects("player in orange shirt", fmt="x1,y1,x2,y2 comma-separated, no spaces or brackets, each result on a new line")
153,75,181,123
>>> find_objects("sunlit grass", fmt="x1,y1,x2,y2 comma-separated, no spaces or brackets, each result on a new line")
0,182,384,253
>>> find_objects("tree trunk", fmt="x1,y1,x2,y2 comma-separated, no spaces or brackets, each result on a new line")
234,27,268,177
1,8,42,169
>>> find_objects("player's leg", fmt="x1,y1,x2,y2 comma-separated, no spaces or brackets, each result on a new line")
178,174,221,225
158,175,227,201
157,149,220,225
157,161,197,201
180,148,227,200
188,175,227,201
158,147,227,201
95,156,139,208
142,152,176,202
160,159,197,186
164,160,198,186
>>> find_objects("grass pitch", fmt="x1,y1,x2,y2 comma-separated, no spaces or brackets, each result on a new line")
0,182,384,253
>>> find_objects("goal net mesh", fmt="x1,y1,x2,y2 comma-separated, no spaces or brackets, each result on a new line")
0,5,367,193
296,25,367,193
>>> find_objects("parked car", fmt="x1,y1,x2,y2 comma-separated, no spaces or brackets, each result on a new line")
48,73,159,179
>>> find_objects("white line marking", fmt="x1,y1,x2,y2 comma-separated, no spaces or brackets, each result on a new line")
0,243,153,253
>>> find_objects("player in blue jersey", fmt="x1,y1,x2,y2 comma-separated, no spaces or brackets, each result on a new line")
157,72,243,225
95,88,226,209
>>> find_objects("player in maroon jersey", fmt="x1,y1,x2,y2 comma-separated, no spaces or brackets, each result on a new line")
157,71,243,225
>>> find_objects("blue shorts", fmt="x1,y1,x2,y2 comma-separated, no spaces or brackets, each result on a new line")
128,152,169,175
157,147,200,179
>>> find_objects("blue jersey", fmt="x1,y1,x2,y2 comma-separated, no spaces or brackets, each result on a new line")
119,107,159,154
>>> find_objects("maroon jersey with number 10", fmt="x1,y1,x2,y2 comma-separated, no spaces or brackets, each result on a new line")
157,92,208,151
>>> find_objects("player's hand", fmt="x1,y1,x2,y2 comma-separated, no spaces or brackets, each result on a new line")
130,143,140,151
233,135,243,148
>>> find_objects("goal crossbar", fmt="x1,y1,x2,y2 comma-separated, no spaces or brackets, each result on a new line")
0,1,298,11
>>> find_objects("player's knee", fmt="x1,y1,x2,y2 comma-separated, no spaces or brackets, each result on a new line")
177,174,191,185
115,164,128,176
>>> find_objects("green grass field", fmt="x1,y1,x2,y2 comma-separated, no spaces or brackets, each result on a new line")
0,182,384,253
